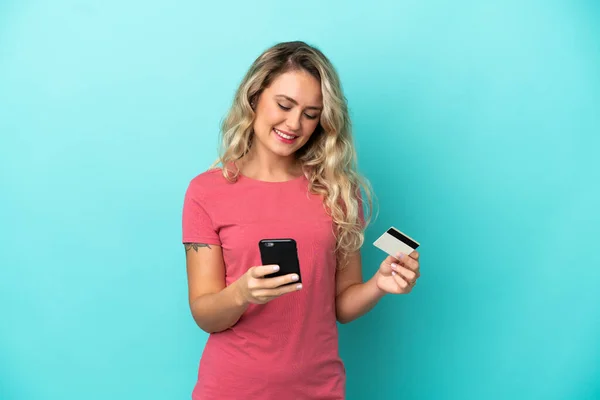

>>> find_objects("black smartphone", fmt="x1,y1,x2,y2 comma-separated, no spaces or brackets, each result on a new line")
258,238,302,283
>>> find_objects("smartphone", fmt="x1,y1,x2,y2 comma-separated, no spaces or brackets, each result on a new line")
258,238,302,283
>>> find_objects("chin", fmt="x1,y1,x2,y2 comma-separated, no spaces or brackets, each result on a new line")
269,145,297,157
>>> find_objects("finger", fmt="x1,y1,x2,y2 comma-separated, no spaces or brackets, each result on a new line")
395,250,419,262
250,264,280,278
391,271,409,290
405,258,420,272
257,273,300,289
393,252,410,266
254,282,302,299
378,256,396,275
391,264,416,283
396,253,419,271
383,255,398,266
274,282,303,296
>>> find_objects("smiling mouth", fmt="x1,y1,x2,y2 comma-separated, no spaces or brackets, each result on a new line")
273,128,299,142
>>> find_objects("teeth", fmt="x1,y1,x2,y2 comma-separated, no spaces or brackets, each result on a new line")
274,129,296,140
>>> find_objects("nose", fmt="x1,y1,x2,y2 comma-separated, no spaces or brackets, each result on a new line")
285,111,302,132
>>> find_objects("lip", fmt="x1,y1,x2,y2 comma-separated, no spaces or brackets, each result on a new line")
273,128,299,144
274,128,297,137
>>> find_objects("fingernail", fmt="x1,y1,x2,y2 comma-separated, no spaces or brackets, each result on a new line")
273,265,279,271
398,253,404,259
391,263,398,270
392,271,396,276
291,274,299,281
297,284,303,290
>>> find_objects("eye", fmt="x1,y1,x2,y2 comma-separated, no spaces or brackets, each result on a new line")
278,102,318,120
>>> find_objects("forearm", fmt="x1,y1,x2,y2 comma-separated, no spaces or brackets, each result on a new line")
190,281,249,333
335,273,386,324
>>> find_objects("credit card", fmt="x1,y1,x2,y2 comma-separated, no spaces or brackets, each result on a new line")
373,226,420,258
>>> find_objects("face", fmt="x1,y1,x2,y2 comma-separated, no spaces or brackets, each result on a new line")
252,69,323,158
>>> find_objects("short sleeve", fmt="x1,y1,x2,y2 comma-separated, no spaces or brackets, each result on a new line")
181,180,221,245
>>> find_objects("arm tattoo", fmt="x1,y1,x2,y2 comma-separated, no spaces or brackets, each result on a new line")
184,243,211,252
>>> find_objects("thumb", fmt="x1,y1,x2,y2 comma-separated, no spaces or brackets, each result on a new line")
383,254,399,266
379,255,396,274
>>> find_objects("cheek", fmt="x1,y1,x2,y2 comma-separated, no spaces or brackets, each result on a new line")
258,105,284,127
304,119,320,135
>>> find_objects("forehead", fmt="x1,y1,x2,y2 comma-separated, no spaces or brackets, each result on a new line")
266,70,323,105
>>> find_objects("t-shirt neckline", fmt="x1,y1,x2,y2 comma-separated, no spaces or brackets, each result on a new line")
229,161,307,185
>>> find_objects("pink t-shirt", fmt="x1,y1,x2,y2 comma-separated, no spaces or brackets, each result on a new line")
181,167,355,400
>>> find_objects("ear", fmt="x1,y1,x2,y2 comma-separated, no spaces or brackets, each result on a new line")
249,94,257,110
249,89,264,110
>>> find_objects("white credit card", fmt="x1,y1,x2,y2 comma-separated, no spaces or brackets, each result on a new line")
373,226,420,258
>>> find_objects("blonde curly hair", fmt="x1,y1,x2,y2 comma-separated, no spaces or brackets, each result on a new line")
212,41,374,263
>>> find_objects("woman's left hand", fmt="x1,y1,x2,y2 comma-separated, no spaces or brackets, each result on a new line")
375,251,420,294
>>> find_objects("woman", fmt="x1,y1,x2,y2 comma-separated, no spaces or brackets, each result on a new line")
181,41,420,399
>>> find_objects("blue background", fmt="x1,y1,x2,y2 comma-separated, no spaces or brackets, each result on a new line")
1,1,599,399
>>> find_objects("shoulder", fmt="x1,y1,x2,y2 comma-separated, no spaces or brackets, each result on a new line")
188,167,226,187
184,167,236,200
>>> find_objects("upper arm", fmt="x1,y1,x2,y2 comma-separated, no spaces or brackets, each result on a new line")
335,188,367,296
184,243,226,305
335,249,364,297
181,179,225,305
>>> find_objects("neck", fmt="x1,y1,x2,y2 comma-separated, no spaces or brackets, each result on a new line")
238,145,302,182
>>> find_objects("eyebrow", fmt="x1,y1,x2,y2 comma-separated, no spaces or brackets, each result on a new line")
275,94,323,111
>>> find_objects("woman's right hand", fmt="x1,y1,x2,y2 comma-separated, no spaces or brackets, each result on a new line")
235,265,302,305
